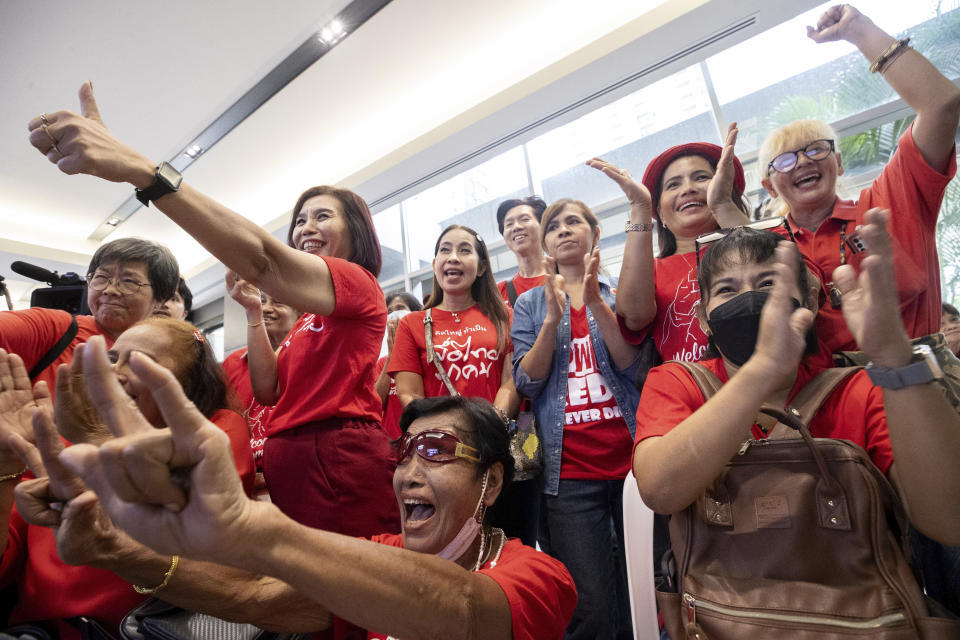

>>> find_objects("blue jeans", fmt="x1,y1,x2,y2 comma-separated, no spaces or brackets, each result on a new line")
540,478,633,640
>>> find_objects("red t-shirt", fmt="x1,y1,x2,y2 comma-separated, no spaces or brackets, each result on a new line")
624,252,709,362
634,358,893,474
364,534,576,640
376,356,403,441
497,274,545,308
0,308,114,397
388,306,511,403
266,257,386,435
0,410,255,638
560,306,634,480
222,348,276,469
785,126,956,352
212,408,256,497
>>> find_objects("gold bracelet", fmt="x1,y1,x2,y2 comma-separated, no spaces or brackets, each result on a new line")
869,37,910,74
133,555,179,595
625,221,654,233
0,468,27,483
248,320,263,328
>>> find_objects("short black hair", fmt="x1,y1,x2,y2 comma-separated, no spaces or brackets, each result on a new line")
177,277,193,314
399,396,514,490
944,303,959,317
697,227,807,303
386,291,422,312
88,238,179,303
496,196,547,235
697,227,816,359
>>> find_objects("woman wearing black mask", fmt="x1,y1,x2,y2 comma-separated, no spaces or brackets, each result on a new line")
630,211,960,550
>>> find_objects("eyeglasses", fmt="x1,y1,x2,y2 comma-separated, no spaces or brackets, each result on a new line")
767,139,835,174
396,429,480,465
694,217,793,270
86,273,153,296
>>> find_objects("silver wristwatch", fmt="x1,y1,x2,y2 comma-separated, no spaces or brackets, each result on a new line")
866,344,943,389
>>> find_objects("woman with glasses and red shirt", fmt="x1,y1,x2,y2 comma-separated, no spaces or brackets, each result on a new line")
757,5,960,388
41,359,577,640
589,122,750,365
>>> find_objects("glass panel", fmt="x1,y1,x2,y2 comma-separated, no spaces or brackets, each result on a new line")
401,146,529,272
373,204,405,282
940,171,960,307
707,0,960,153
205,324,225,362
528,64,717,207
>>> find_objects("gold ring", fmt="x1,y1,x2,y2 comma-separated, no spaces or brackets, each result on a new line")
42,124,62,156
40,113,50,126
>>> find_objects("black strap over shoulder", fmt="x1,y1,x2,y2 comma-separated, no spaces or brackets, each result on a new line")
506,279,519,307
29,315,78,380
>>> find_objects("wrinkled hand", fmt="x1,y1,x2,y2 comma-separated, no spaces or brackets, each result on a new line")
832,209,912,367
10,403,124,567
543,257,567,324
582,247,604,308
585,158,653,219
27,82,153,184
807,4,868,44
0,349,50,475
226,269,263,314
58,336,254,562
707,122,741,216
54,351,110,445
747,242,815,384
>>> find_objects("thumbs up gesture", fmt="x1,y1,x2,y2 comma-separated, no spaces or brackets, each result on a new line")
27,82,156,187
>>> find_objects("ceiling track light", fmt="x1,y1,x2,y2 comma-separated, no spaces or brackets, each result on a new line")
89,0,393,242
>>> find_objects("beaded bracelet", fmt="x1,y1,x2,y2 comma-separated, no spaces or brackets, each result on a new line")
133,555,180,595
625,222,654,233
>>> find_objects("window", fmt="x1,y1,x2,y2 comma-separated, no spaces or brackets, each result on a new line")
401,146,529,272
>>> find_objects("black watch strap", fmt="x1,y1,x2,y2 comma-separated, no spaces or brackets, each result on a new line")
135,162,183,207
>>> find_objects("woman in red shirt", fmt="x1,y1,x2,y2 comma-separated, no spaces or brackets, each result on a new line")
218,186,399,536
388,225,519,419
221,289,299,499
0,317,254,639
591,123,750,364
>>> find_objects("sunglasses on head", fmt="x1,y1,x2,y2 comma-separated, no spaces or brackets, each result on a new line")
767,139,835,174
694,217,793,270
396,429,481,465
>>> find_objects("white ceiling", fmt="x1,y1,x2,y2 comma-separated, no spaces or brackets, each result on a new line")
0,0,817,311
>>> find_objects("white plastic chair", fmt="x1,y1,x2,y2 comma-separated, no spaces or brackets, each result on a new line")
622,474,660,640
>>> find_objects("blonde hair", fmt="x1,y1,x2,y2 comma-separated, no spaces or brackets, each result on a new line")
759,120,840,217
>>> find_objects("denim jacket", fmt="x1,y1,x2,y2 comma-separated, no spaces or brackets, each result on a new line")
511,276,644,496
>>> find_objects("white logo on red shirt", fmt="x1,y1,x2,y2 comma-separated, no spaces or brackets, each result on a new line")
434,333,500,382
565,335,616,424
660,262,707,362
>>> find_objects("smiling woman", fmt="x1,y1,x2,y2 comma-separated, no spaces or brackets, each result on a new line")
44,354,576,640
596,122,751,365
388,225,519,422
511,198,646,640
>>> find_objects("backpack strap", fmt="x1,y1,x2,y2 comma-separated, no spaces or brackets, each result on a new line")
768,366,863,438
670,360,724,401
423,309,459,397
506,280,519,308
29,315,78,381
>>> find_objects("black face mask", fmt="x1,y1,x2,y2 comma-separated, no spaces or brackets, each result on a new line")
706,290,804,367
